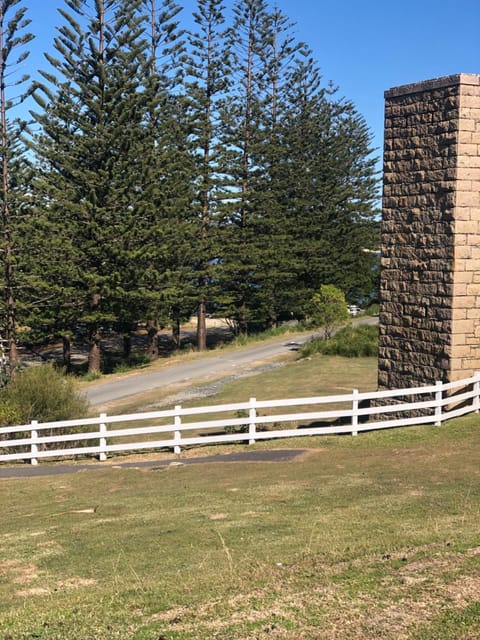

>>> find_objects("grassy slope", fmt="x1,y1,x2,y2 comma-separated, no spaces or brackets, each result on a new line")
1,355,480,639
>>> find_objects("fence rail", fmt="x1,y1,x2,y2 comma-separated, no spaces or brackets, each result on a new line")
1,372,479,465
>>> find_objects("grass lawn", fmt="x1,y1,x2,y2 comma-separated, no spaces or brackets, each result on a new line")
2,354,480,638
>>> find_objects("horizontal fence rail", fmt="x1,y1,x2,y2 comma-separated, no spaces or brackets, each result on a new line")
0,372,479,465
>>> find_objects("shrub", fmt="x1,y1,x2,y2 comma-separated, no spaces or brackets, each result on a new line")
1,363,90,424
365,303,379,316
300,324,378,358
0,399,21,427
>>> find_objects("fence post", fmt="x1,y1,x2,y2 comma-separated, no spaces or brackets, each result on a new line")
473,372,480,414
174,405,182,454
30,420,38,466
99,413,107,461
435,380,443,426
249,397,257,445
351,389,359,436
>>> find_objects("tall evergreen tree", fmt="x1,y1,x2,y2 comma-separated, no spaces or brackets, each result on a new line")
185,0,230,350
217,0,272,334
31,0,147,372
0,0,33,373
137,0,197,357
244,6,308,327
277,53,379,310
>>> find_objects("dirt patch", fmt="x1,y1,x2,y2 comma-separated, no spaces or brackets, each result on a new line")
0,560,39,584
16,587,50,597
57,577,97,589
443,574,480,607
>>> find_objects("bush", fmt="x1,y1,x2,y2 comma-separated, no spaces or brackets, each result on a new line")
300,324,378,358
0,363,90,424
0,399,21,427
364,303,379,316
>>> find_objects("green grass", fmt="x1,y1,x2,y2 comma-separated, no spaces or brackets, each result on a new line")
1,409,480,639
2,352,480,638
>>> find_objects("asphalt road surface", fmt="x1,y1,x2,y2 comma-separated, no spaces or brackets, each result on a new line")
85,317,378,408
85,333,312,407
0,449,307,478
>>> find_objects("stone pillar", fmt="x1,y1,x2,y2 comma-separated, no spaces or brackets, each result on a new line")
378,74,480,390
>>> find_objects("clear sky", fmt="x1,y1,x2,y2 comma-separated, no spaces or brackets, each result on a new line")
21,0,480,167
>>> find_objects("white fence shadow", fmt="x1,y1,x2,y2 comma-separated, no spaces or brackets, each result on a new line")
1,373,479,465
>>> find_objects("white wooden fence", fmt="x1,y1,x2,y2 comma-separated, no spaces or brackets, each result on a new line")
0,372,479,465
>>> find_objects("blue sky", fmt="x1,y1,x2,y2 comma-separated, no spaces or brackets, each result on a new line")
22,0,480,166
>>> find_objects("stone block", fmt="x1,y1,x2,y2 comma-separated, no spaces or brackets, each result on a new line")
463,258,480,272
466,307,480,319
466,284,480,296
456,191,480,207
452,308,467,320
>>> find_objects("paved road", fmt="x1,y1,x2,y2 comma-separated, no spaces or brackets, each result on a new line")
85,333,314,407
0,449,307,478
85,317,378,408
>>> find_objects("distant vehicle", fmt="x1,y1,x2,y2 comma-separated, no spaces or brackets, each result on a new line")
348,305,361,316
284,340,300,350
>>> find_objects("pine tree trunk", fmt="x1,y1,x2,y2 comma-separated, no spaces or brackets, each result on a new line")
5,284,17,374
239,302,248,336
88,325,101,373
197,298,207,352
146,319,159,360
62,335,71,372
172,319,181,350
123,334,131,359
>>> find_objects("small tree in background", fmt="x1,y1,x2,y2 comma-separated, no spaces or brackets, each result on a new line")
310,284,348,339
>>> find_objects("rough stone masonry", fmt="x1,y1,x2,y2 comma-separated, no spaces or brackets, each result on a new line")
378,73,480,390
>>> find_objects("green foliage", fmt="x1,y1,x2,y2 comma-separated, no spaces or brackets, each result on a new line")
0,399,21,427
81,370,103,382
310,284,349,338
8,1,379,365
0,363,89,424
0,2,35,370
30,0,151,374
300,324,378,358
112,354,152,374
365,302,380,316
